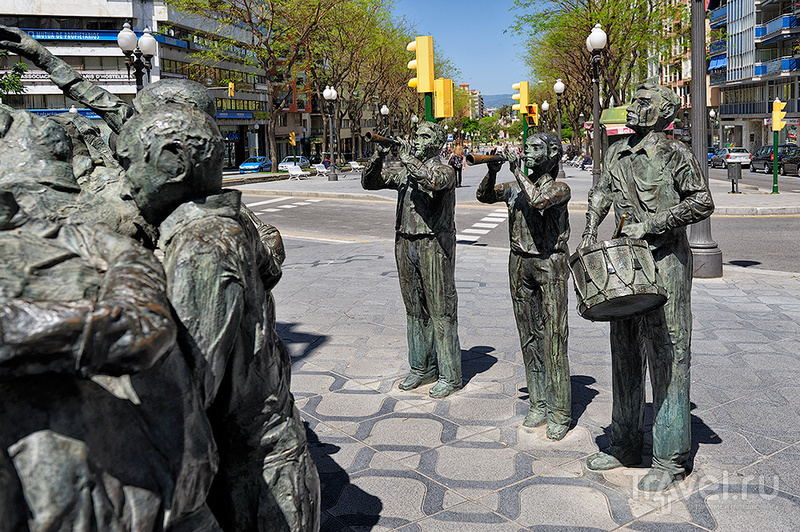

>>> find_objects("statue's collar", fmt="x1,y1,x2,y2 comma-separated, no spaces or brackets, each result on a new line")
158,189,241,246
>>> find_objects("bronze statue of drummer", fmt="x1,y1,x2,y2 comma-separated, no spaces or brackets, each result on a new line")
580,83,714,491
477,133,572,440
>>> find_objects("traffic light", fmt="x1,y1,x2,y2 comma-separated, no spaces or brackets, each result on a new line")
434,78,453,118
406,36,434,93
511,81,529,115
525,104,539,126
228,81,235,98
773,99,787,131
289,131,296,146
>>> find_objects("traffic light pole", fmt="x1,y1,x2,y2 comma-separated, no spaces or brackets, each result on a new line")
773,130,780,194
425,93,434,122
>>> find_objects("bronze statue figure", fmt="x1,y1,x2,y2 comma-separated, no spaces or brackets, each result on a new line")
476,133,572,440
362,122,462,398
580,83,714,491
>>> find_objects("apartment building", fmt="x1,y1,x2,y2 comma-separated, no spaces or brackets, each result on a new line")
458,83,485,119
0,0,311,167
709,0,800,151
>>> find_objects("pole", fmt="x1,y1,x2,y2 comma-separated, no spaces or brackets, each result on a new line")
687,0,722,277
773,130,780,193
328,101,338,181
424,93,434,122
556,94,565,180
591,51,602,186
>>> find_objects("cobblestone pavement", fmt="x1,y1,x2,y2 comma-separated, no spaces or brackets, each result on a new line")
275,235,800,531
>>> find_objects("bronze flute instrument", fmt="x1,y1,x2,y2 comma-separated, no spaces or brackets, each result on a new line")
363,131,401,147
465,153,508,166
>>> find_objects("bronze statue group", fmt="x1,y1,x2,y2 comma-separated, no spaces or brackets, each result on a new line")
363,82,713,493
0,24,713,531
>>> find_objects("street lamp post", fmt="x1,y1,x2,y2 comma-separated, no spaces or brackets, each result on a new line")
708,109,716,149
586,23,607,186
323,85,339,181
541,100,549,135
554,78,566,180
117,22,157,93
380,104,390,132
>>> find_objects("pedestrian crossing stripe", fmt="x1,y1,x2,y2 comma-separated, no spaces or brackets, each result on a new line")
462,228,490,235
456,234,480,242
246,197,289,207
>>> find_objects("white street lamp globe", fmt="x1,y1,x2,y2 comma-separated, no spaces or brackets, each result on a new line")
554,78,565,95
323,86,332,100
709,109,716,118
380,104,389,116
587,24,607,52
541,100,550,112
411,114,419,123
331,87,338,100
117,22,137,52
138,27,157,56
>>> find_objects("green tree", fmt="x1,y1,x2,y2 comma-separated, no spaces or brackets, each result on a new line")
0,49,26,98
166,0,350,168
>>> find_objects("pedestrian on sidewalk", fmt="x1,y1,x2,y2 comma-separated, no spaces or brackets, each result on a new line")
361,121,462,398
447,144,465,187
476,132,572,440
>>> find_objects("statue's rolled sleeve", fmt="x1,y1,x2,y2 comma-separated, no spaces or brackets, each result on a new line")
583,169,613,240
361,155,400,191
645,151,715,235
407,158,455,192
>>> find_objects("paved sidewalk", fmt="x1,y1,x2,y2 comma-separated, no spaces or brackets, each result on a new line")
276,234,800,531
229,163,800,215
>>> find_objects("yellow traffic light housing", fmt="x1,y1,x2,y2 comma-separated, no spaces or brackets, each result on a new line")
434,78,453,118
228,81,235,98
407,36,434,93
511,81,529,114
289,131,296,146
525,104,539,126
773,99,787,131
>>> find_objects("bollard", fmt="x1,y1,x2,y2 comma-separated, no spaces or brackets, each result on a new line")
727,162,742,194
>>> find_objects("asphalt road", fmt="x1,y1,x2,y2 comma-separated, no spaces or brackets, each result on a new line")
709,164,800,193
243,193,800,274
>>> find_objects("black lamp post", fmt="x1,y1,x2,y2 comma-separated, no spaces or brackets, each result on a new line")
553,78,566,179
323,85,339,181
586,23,607,186
117,22,157,93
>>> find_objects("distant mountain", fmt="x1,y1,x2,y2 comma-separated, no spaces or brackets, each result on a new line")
482,94,514,109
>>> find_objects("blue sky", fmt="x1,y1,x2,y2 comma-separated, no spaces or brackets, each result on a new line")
392,0,528,96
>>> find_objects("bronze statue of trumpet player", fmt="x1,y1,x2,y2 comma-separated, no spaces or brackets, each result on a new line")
362,121,462,399
476,133,572,440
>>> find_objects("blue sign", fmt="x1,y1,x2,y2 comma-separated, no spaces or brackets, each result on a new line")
447,134,453,142
28,108,101,119
154,34,188,49
24,29,119,42
217,111,253,119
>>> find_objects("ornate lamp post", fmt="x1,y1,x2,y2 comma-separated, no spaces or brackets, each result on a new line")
586,23,607,186
117,22,157,93
380,104,390,131
323,85,339,181
541,100,549,133
553,78,566,179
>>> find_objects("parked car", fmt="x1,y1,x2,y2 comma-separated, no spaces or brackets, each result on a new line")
277,155,311,171
707,146,717,165
710,147,751,169
750,144,797,174
776,146,800,175
238,156,272,173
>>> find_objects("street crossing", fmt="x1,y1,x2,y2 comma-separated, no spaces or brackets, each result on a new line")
457,208,507,245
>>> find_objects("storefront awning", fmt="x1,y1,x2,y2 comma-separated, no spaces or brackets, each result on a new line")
708,55,727,70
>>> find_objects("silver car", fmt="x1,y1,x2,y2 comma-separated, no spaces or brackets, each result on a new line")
710,147,751,169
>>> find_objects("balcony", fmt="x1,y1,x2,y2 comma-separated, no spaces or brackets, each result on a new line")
710,70,727,85
755,15,798,41
709,39,727,55
709,6,727,28
754,55,800,76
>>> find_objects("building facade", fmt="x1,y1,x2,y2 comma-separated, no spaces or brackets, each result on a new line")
0,0,314,168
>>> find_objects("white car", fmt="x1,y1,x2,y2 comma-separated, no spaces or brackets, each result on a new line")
278,156,310,171
710,148,751,169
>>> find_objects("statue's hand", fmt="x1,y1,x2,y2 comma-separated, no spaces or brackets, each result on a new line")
579,234,597,249
397,139,413,162
506,151,521,174
0,25,49,63
622,222,648,240
487,160,503,174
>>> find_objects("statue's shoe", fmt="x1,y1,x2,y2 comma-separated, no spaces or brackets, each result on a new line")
522,408,546,428
586,450,641,470
638,467,685,492
546,423,569,441
398,372,437,390
429,381,461,398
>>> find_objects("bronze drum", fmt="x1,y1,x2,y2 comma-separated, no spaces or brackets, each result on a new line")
569,237,667,321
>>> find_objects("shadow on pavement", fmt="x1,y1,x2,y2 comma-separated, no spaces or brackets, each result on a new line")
278,322,328,362
306,423,382,531
461,345,498,385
